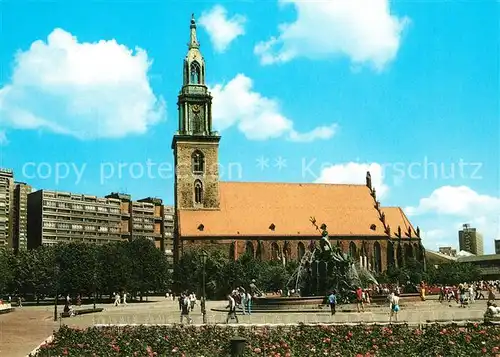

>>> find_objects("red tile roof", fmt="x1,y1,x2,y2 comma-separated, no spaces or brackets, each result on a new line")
381,206,418,239
178,181,417,238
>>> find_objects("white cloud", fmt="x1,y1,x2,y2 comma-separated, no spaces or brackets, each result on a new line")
420,228,457,251
407,186,500,254
254,0,409,70
198,5,246,53
0,28,165,140
210,74,337,141
405,186,500,217
315,162,389,199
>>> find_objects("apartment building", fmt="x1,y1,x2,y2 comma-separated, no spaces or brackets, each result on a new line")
163,205,174,265
0,169,14,248
12,182,32,251
131,201,156,241
438,246,457,257
105,192,132,239
27,190,125,248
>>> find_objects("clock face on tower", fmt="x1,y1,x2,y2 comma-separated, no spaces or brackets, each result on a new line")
191,104,201,114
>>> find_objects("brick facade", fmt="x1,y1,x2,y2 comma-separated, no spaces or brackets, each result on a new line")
173,138,221,210
181,237,423,273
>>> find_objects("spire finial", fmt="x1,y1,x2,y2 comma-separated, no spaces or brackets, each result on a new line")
188,13,199,49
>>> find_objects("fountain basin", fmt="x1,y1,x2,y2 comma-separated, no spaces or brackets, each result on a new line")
252,296,325,310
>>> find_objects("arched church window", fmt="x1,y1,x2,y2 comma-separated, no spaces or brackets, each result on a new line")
271,242,280,261
190,61,201,84
192,150,205,173
194,180,203,204
297,242,305,261
349,241,357,259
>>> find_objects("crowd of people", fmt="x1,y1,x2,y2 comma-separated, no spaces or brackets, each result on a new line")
437,281,498,307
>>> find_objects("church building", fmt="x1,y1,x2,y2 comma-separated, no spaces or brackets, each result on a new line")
172,15,425,273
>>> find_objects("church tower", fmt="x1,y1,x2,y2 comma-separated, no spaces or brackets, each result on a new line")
172,14,221,211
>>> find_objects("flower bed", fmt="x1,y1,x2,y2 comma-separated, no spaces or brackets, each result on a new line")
33,323,500,357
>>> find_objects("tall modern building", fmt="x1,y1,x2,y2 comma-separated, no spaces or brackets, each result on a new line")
459,224,484,256
12,182,32,251
495,239,500,255
163,205,174,266
0,169,14,248
27,190,125,248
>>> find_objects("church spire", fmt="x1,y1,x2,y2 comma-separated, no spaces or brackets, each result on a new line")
188,13,200,49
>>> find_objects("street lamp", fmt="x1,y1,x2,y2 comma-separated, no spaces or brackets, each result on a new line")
53,265,59,322
201,250,208,324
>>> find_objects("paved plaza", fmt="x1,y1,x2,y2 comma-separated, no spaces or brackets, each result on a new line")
0,296,491,357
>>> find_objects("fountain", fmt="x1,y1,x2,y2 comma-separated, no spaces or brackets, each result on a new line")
252,218,379,311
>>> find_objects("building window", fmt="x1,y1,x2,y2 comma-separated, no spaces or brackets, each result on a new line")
194,180,203,204
190,61,201,84
271,242,280,261
349,242,357,259
297,242,305,261
192,150,205,173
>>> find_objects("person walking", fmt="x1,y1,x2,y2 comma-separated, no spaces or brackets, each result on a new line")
240,289,247,315
246,291,252,315
468,284,475,304
225,293,239,324
113,292,120,306
328,290,337,315
122,291,128,306
420,281,426,301
355,287,364,313
389,292,400,323
189,293,196,312
180,293,192,324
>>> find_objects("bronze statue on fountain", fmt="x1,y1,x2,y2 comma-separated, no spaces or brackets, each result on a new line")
286,217,376,301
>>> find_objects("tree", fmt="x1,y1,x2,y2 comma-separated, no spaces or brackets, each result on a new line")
0,249,13,295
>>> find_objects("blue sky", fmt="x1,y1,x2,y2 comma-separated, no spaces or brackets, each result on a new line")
0,0,498,252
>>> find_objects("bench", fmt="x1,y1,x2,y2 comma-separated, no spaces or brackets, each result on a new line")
61,307,103,318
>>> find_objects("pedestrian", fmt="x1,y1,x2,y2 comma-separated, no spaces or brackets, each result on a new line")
488,285,496,303
180,293,192,324
76,294,82,306
420,281,426,301
246,291,252,315
389,292,400,323
113,292,120,306
328,290,337,315
123,291,128,305
468,284,474,304
355,287,364,313
226,293,239,323
189,293,196,311
240,289,247,315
